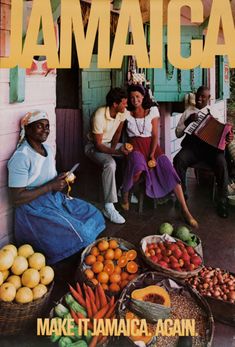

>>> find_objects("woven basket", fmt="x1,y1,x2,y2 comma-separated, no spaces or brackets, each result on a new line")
140,235,203,280
50,292,110,347
0,282,54,335
187,268,235,327
117,272,214,347
76,237,144,295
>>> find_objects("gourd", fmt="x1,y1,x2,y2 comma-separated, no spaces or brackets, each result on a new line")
131,285,171,307
129,298,171,323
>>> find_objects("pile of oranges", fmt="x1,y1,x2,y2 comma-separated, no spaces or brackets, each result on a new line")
83,239,139,293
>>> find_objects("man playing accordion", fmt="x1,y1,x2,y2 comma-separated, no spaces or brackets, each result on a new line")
173,86,234,218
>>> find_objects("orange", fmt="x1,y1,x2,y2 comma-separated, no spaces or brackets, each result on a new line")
120,272,129,280
104,249,115,260
104,259,113,265
90,278,98,286
114,248,122,260
109,240,118,249
126,250,137,261
85,255,96,265
101,283,109,291
84,269,94,280
120,279,129,289
126,261,138,274
97,240,109,252
128,274,138,281
103,262,115,275
113,265,122,274
117,255,127,268
90,247,99,257
109,273,121,283
109,283,120,293
92,261,104,274
97,271,109,284
96,255,104,262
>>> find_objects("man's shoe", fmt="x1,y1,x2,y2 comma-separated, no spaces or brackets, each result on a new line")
216,201,229,218
130,194,138,204
102,207,126,224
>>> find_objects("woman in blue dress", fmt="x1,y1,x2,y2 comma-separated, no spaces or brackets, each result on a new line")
8,110,105,265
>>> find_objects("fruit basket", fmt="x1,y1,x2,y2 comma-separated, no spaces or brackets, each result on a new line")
0,281,54,335
117,272,214,347
186,266,235,326
140,234,203,279
158,222,203,257
77,237,143,295
0,243,55,335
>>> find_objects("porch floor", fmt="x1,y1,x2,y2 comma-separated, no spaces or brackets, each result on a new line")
1,172,235,347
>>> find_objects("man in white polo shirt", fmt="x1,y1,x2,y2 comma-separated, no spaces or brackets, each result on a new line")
85,88,129,224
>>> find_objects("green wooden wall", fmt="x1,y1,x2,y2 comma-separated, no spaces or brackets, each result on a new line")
151,26,203,102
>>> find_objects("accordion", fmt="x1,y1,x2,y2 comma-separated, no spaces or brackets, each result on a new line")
184,110,232,150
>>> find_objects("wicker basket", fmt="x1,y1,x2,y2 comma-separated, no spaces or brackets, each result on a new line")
117,272,214,347
0,282,54,335
187,268,235,327
140,235,203,279
76,237,144,293
50,292,110,347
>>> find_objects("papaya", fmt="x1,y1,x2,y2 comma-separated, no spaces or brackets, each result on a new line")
131,285,171,307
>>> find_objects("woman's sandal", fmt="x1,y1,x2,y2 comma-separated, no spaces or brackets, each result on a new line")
121,202,130,211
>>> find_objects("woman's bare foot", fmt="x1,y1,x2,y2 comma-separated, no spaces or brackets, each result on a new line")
121,191,130,211
182,209,199,228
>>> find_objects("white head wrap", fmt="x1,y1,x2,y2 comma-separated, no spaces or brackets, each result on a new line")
18,110,49,147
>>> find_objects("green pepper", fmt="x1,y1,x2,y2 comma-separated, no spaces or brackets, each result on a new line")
49,332,61,343
58,336,73,347
84,330,92,344
54,303,69,318
70,323,82,342
70,340,88,347
65,294,87,317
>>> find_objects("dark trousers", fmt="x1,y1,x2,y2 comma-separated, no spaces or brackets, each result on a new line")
173,136,228,200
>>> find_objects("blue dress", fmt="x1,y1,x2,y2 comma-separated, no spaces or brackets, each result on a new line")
8,141,105,264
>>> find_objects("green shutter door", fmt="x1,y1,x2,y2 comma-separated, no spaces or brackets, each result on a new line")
82,55,112,139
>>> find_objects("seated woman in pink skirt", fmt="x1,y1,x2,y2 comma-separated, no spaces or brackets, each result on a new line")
122,84,198,228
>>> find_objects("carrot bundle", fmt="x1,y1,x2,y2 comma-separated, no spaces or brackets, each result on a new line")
69,284,86,307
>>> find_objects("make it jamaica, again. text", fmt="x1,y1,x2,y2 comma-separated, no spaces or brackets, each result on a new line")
2,0,235,70
37,317,198,337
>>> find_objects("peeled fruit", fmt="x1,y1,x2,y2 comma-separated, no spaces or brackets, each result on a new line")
0,272,3,286
0,282,16,302
15,287,33,303
18,244,34,258
32,284,47,300
22,268,40,288
2,244,17,258
0,249,14,271
11,256,28,275
159,222,174,236
39,266,54,285
28,253,45,270
66,173,75,183
6,275,21,290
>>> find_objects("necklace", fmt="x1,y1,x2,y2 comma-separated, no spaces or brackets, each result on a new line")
134,116,146,135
